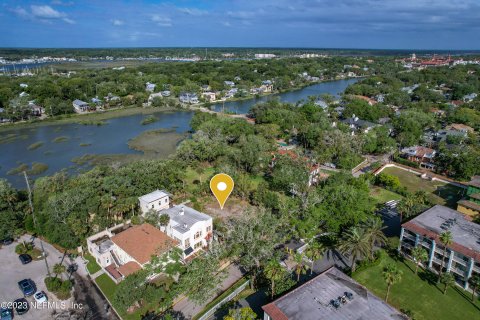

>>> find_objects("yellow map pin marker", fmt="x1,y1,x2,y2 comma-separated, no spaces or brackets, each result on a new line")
210,173,234,209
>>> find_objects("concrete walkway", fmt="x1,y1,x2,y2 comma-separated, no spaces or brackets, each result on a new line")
90,269,105,279
173,263,245,319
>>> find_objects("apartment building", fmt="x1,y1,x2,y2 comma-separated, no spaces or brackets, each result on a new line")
399,205,480,290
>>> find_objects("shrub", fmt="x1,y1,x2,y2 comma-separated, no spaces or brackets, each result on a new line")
45,277,62,291
15,243,33,254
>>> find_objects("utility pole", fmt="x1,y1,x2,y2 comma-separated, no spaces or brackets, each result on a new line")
23,171,51,277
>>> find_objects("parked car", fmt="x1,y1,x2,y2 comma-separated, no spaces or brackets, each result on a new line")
2,237,14,245
18,279,35,297
18,253,32,264
0,307,13,320
34,291,48,304
14,298,29,315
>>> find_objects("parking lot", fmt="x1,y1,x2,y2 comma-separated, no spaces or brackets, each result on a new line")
0,236,73,320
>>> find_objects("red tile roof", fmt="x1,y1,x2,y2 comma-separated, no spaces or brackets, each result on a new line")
105,264,122,280
262,303,289,320
111,223,178,265
118,261,142,277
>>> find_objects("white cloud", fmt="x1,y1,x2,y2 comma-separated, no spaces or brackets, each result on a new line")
151,15,172,27
31,5,64,19
112,19,124,26
178,8,208,16
11,5,75,24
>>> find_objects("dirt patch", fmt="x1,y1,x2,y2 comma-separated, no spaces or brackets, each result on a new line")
203,197,253,220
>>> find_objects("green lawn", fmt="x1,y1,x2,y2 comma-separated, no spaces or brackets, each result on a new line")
95,274,156,320
84,253,102,274
353,253,480,320
381,167,465,208
370,186,404,205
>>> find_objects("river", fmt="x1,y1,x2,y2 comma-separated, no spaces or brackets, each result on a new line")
0,78,359,188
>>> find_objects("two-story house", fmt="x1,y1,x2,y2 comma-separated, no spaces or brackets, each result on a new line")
139,190,213,259
87,222,179,282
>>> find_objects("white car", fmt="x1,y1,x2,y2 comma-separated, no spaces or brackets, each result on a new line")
34,291,48,303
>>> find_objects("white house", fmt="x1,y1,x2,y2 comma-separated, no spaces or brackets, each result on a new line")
139,190,213,258
148,92,164,105
87,222,179,282
138,189,170,213
72,99,89,113
146,82,156,92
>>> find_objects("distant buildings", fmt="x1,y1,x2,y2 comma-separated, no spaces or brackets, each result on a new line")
148,92,163,105
255,53,276,59
145,82,156,92
179,92,199,104
400,146,436,169
341,115,377,135
72,99,89,113
457,176,480,217
399,205,480,290
262,267,405,320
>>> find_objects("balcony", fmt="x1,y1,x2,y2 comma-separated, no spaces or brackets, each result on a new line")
403,232,416,241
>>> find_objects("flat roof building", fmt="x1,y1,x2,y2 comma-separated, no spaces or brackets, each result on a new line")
400,205,480,290
262,267,406,320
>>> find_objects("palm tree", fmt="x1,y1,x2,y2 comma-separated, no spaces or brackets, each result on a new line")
396,194,416,222
382,263,402,303
362,216,387,260
305,241,325,275
439,231,453,278
338,226,370,273
159,214,170,231
439,273,455,295
468,275,480,302
264,259,284,300
53,263,66,280
293,252,308,282
411,246,429,275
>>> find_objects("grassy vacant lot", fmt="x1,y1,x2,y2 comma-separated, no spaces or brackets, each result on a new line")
370,186,404,205
381,167,465,208
353,253,480,320
84,253,101,274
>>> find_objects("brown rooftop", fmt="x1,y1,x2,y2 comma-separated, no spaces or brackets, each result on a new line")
111,223,178,265
118,261,142,277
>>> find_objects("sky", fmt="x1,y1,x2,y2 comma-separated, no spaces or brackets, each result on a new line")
1,0,480,49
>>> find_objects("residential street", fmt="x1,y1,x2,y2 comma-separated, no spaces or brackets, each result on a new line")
173,263,244,319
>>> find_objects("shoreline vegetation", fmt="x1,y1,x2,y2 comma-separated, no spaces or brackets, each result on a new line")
70,128,186,167
0,78,356,133
7,162,49,176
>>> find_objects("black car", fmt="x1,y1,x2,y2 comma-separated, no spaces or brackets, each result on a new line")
19,254,32,265
2,237,14,245
18,279,35,297
14,298,29,315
